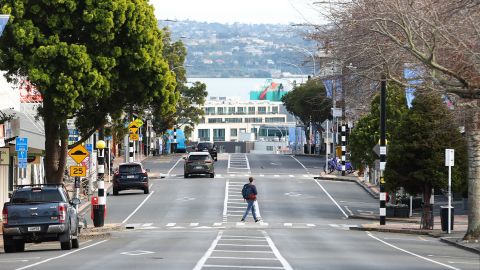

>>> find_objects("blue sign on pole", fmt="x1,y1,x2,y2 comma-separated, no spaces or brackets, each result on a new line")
15,137,28,152
86,144,93,152
18,161,27,169
0,15,9,37
18,151,27,160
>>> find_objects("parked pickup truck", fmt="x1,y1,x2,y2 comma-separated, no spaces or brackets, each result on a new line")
2,185,81,253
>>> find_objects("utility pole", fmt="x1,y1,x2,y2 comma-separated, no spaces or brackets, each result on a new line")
379,76,387,225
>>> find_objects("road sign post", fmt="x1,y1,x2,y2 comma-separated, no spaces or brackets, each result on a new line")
68,145,90,209
15,138,28,184
445,149,454,234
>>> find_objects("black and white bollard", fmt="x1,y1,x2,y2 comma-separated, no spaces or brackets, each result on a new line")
341,124,346,176
93,140,106,227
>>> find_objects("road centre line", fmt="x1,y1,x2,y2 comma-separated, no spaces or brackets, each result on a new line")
193,231,224,270
366,232,460,270
15,240,108,270
314,180,349,218
121,190,156,224
223,179,229,216
167,157,183,175
290,155,310,174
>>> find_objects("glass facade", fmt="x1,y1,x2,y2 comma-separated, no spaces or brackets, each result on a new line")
248,106,256,115
258,106,266,114
213,129,225,141
198,129,210,141
228,107,235,115
245,118,263,123
225,118,242,123
230,128,238,137
205,107,215,115
208,118,223,123
265,117,285,123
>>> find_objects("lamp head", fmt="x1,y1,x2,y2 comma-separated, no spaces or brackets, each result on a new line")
96,140,106,149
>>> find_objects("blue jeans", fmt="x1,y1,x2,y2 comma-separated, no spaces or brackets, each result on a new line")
242,200,258,221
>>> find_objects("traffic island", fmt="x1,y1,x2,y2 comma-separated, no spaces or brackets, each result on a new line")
79,223,123,240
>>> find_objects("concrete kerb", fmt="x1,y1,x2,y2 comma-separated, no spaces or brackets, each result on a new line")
313,174,380,199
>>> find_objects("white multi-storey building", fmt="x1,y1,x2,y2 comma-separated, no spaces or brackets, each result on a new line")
190,97,295,143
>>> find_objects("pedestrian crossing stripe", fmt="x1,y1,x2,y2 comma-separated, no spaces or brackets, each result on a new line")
125,222,357,229
157,174,315,179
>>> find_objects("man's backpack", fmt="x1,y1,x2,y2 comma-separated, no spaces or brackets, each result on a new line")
242,184,251,199
242,184,256,200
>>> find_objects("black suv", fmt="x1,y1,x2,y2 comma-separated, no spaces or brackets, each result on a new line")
113,162,150,195
196,142,217,161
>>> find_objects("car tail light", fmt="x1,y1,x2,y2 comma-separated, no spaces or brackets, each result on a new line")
58,205,66,223
2,207,7,225
205,160,212,164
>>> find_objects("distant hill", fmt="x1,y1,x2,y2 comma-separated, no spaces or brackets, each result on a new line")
158,20,316,78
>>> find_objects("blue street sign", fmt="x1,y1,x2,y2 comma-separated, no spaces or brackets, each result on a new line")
86,144,93,152
0,15,9,37
105,136,112,141
18,161,27,169
18,151,27,160
15,137,28,152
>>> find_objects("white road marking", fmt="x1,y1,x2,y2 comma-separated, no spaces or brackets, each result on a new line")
122,190,156,224
314,179,349,218
260,174,265,177
223,179,229,217
166,223,176,227
15,240,108,270
217,243,269,247
291,155,310,174
274,175,279,177
221,235,265,239
213,223,223,226
213,250,274,254
202,265,283,269
120,250,155,256
447,261,480,265
193,231,224,270
284,223,292,226
307,224,316,227
344,205,353,216
289,175,294,177
209,256,278,261
167,158,183,175
366,232,460,270
190,223,199,226
262,230,293,270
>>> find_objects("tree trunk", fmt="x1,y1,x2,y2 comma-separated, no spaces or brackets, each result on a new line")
44,113,68,184
421,186,434,230
465,104,480,240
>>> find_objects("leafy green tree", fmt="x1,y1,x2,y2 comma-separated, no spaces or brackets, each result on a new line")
385,93,468,229
349,83,408,171
0,0,176,183
281,79,331,153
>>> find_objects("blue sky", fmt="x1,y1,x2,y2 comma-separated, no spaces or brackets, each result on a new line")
149,0,323,25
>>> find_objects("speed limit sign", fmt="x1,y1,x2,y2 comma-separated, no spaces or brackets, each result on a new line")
69,166,87,177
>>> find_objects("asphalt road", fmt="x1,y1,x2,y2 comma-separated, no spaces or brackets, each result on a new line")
2,154,479,270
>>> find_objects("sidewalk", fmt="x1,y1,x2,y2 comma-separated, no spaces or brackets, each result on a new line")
314,172,479,254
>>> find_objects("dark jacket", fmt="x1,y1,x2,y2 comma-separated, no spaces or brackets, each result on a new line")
244,183,257,200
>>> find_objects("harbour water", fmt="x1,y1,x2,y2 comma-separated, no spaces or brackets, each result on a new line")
189,77,307,99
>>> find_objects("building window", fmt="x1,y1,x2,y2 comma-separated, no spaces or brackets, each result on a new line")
225,118,242,123
245,118,262,123
237,107,246,114
213,129,225,141
248,106,256,115
266,146,273,151
217,107,225,115
239,128,246,133
231,128,238,137
228,107,235,115
251,128,257,134
205,107,215,115
265,117,285,123
198,129,210,141
258,106,266,114
208,118,223,123
272,106,279,114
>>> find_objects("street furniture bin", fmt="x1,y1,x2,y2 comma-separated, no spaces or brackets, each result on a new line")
440,206,454,231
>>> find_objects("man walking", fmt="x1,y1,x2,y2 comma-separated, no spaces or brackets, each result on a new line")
241,177,260,222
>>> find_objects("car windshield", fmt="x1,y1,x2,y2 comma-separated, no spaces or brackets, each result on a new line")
119,165,142,173
12,189,64,203
188,155,209,161
197,143,213,149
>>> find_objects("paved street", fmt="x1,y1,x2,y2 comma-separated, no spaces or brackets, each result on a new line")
1,154,479,270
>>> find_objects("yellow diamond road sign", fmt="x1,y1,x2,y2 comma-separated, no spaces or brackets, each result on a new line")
128,121,139,134
134,118,144,127
68,145,89,164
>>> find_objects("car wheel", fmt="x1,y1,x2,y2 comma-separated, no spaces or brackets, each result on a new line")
184,174,189,178
113,188,119,196
144,188,149,194
60,227,72,250
210,173,215,178
72,238,80,249
3,237,16,253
